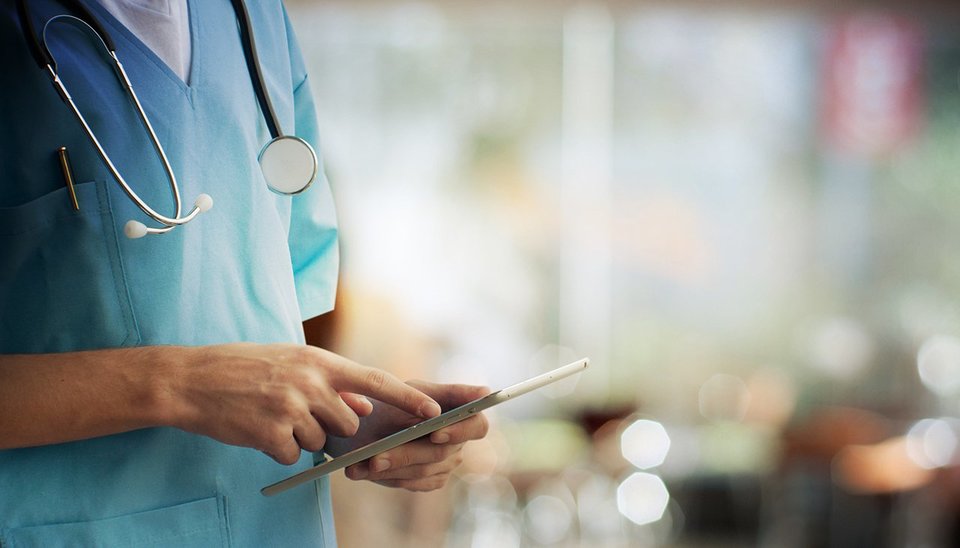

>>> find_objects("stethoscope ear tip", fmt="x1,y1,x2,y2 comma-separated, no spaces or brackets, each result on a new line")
124,220,148,239
195,193,213,213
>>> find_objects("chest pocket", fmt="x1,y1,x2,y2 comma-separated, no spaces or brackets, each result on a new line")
0,179,140,353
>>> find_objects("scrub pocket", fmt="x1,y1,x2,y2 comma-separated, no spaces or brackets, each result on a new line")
0,496,230,548
0,180,139,353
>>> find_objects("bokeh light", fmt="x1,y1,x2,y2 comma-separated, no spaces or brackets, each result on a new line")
906,418,958,469
917,335,960,397
699,374,750,422
524,495,574,545
469,509,521,548
616,472,670,526
620,419,671,470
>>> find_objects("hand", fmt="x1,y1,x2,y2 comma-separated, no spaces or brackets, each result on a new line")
336,381,490,491
163,344,442,465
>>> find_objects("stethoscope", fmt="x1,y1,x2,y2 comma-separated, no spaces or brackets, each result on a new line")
16,0,319,238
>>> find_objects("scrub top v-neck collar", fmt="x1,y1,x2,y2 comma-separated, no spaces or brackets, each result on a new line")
79,0,200,94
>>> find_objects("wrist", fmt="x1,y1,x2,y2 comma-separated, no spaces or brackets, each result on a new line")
140,345,199,430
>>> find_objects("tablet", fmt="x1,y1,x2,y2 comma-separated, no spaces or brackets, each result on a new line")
261,357,589,496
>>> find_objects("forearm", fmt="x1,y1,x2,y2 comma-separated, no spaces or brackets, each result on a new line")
0,346,188,450
0,343,440,465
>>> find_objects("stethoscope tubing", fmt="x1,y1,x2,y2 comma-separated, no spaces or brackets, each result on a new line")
42,19,195,232
16,0,116,69
230,0,283,139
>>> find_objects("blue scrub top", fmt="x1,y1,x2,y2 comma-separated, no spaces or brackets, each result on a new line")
0,0,340,546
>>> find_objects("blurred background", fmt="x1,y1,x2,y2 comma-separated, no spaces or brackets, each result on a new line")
290,0,960,546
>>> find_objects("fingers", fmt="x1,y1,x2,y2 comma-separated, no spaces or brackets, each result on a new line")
353,437,462,490
429,413,489,445
347,456,462,482
308,388,361,437
345,440,465,480
375,475,452,492
373,441,464,472
180,344,413,462
321,352,441,419
371,459,457,480
340,393,374,417
293,417,327,453
263,429,302,466
407,381,490,444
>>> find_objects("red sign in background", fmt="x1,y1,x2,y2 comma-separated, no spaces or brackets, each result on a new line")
821,15,924,157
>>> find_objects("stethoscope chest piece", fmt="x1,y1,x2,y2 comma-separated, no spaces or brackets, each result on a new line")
259,135,318,195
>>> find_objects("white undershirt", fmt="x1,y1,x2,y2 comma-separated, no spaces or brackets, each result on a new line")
96,0,192,83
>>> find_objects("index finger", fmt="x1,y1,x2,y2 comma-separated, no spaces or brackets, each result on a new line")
325,357,441,419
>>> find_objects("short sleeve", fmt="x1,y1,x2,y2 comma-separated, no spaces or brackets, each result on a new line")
285,24,340,320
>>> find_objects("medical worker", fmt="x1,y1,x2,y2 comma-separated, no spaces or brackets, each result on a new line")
0,0,488,546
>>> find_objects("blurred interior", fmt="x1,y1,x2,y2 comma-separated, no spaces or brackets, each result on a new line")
290,0,960,546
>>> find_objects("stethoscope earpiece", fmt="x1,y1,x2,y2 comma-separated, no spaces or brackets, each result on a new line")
124,194,214,239
195,193,214,213
124,220,148,239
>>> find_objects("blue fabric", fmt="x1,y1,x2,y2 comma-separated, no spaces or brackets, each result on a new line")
0,0,339,546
